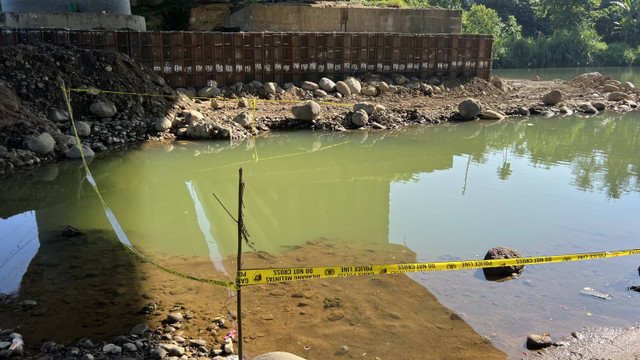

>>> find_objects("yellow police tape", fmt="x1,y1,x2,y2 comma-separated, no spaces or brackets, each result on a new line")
237,249,640,286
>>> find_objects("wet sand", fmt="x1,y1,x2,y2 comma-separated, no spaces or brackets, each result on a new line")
0,233,506,359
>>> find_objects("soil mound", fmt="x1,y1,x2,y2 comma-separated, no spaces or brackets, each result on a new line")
0,43,176,174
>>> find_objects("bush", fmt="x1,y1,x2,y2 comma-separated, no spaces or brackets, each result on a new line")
594,42,637,66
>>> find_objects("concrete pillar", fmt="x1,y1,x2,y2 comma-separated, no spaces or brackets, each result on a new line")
1,0,132,15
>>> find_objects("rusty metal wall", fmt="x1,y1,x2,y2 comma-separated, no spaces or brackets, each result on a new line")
0,29,493,88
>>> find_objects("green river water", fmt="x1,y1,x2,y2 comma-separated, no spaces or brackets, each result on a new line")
1,67,640,358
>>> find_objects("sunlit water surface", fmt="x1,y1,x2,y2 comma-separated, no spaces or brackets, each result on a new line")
2,68,640,358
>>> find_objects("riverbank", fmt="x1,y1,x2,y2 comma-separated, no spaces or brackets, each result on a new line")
0,234,506,359
1,44,638,177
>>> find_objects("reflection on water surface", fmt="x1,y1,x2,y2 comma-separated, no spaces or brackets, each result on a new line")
1,112,639,358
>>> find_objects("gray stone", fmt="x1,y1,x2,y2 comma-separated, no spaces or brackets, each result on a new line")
301,81,319,91
344,77,361,95
265,82,277,95
0,343,9,350
123,343,138,352
393,74,407,85
483,246,525,278
249,80,264,89
592,101,606,111
161,344,185,356
361,86,377,96
176,88,197,98
291,101,321,121
608,92,629,101
167,312,184,324
405,81,421,90
155,118,172,132
318,77,336,92
130,323,149,336
421,83,433,95
80,354,94,360
238,98,250,108
233,112,254,128
67,347,80,356
335,81,351,96
604,79,621,87
89,101,117,118
27,133,55,154
70,121,91,137
184,110,204,123
351,109,369,127
102,344,122,354
173,336,185,343
189,339,206,347
559,106,572,114
151,348,167,359
622,81,635,90
210,99,222,109
353,102,375,115
603,83,619,92
313,89,328,97
378,81,389,92
479,110,504,120
579,103,598,114
48,108,69,122
197,86,221,98
542,90,562,105
526,334,553,350
252,352,306,360
490,76,508,92
18,301,35,310
457,98,482,119
65,144,95,159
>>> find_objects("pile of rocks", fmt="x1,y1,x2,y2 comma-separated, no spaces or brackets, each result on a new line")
0,310,238,360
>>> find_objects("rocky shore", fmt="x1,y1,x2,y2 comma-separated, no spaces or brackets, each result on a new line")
1,43,639,177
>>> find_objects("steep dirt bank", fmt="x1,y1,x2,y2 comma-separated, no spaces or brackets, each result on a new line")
1,43,638,179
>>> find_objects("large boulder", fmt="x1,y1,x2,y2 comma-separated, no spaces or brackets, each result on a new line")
603,83,619,92
351,109,369,127
154,118,172,131
197,86,221,98
542,90,562,105
65,144,95,159
319,77,336,92
186,119,215,139
184,110,205,123
457,98,482,119
70,121,91,137
301,81,319,91
378,82,390,92
608,92,629,101
353,102,375,115
233,112,254,128
361,86,377,96
482,246,525,279
344,77,362,95
265,82,278,95
89,101,117,118
393,74,407,85
48,109,69,123
291,101,321,121
27,133,55,154
335,81,351,97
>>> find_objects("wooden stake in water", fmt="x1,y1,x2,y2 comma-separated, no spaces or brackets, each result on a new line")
236,168,244,359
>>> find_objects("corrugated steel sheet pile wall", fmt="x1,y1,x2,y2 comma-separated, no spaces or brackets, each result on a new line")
0,29,493,88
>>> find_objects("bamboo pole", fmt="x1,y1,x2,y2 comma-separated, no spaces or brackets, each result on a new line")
236,168,244,359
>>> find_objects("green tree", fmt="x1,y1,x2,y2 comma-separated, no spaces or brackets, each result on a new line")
463,4,503,36
537,0,602,30
476,0,543,36
613,0,640,44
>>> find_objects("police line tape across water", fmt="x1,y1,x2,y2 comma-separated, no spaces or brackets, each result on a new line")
236,249,640,286
61,85,640,290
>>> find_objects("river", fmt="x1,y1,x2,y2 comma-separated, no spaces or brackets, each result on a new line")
1,67,639,358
